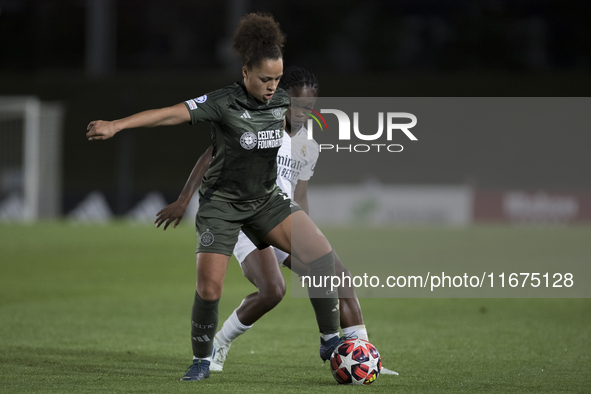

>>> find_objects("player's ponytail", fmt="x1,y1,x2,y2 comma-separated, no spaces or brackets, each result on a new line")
232,12,286,69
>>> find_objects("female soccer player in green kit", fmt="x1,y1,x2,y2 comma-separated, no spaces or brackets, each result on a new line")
156,66,398,376
86,13,342,381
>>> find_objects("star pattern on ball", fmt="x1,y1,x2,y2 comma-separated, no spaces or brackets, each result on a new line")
367,353,380,372
339,349,356,373
350,338,369,349
331,338,381,385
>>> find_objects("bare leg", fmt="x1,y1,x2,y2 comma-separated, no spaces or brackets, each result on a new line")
235,247,286,326
196,252,230,300
264,210,332,262
211,247,285,371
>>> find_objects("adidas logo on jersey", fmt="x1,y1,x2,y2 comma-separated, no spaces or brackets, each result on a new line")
240,110,252,119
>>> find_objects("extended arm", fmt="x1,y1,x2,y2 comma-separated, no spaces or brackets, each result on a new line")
155,145,214,230
86,103,191,141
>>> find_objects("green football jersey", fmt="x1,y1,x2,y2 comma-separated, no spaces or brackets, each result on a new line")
184,81,289,202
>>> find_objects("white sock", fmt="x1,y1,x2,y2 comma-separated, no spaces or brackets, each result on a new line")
320,333,339,341
218,309,252,345
193,356,211,362
342,324,368,341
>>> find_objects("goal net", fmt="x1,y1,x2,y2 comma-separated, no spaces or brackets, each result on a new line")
0,96,65,221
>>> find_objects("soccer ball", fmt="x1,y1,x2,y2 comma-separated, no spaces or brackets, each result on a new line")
330,338,381,385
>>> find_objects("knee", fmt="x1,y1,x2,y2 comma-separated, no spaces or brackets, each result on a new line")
259,282,286,310
313,235,332,260
307,250,335,273
338,266,352,279
196,282,223,301
334,255,350,277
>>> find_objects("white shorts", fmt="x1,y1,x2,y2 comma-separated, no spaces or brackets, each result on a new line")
233,231,290,266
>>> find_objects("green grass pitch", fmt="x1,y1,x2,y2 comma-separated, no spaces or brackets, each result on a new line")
1,222,590,393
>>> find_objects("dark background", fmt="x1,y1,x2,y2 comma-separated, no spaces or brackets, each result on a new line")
1,0,589,214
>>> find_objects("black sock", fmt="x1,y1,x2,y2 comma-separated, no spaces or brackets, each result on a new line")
190,291,219,358
307,251,340,335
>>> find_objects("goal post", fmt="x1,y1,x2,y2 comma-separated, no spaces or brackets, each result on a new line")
0,96,65,221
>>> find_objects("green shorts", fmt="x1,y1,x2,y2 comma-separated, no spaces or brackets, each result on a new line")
195,186,302,256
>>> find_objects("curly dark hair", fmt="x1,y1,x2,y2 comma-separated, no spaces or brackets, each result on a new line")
279,66,319,95
232,12,286,69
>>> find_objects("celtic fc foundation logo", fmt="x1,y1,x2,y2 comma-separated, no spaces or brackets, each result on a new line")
200,230,214,246
240,131,257,150
272,107,282,119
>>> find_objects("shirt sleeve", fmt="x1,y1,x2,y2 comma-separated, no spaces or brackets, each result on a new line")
298,141,320,181
183,93,223,125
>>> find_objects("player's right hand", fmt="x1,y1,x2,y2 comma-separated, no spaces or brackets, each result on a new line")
86,120,118,141
155,201,188,230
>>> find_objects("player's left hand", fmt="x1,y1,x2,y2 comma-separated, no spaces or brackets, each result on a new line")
155,201,187,230
86,120,118,141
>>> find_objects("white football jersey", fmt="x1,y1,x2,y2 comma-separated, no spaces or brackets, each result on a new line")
275,126,319,199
